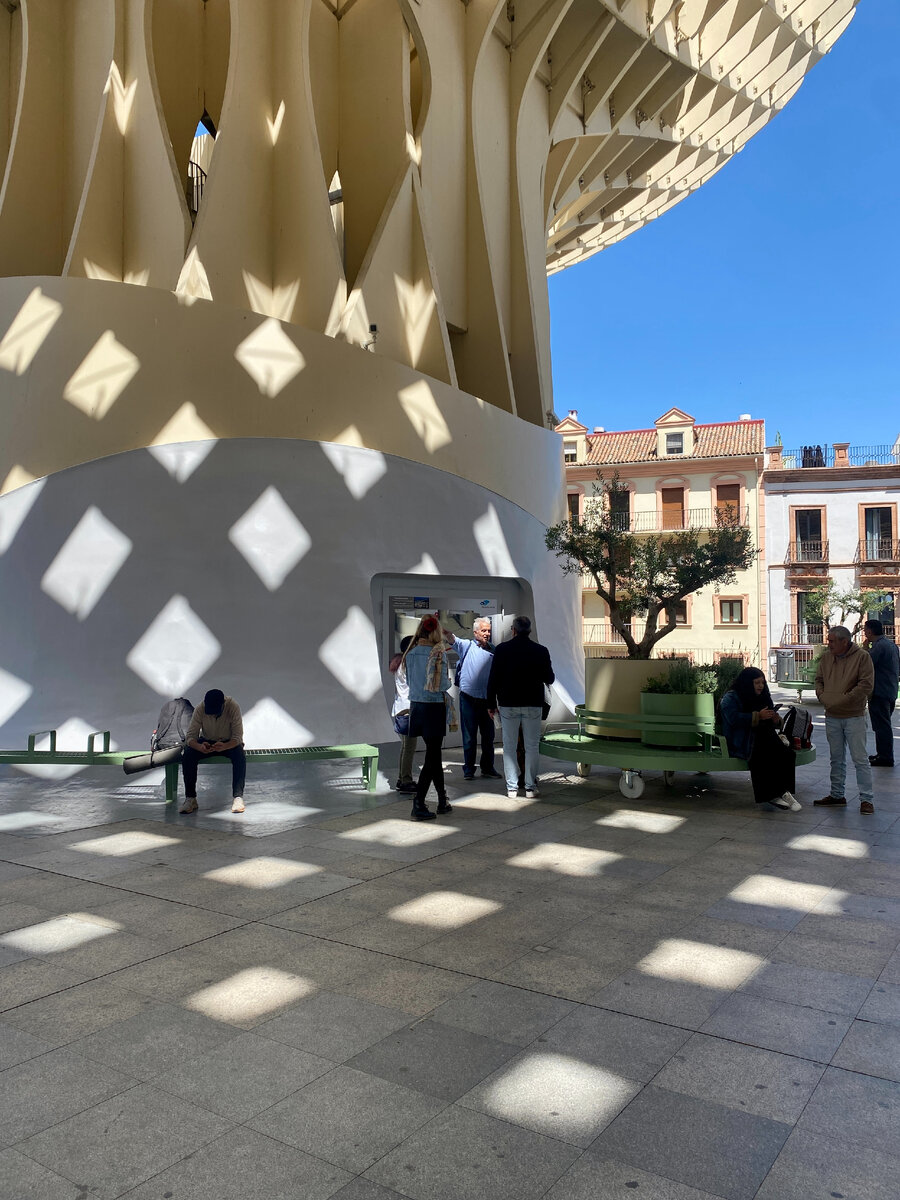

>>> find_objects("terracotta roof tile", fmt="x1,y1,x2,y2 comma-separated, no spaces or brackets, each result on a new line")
585,420,764,464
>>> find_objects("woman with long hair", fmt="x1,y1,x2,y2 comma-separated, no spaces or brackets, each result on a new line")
401,614,452,820
720,667,801,810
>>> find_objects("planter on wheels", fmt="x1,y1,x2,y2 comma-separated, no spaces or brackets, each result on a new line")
639,692,715,748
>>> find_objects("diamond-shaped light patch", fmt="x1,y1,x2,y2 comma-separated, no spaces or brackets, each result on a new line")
127,595,220,695
398,379,451,453
241,697,314,750
0,287,63,374
228,487,310,591
474,503,519,577
63,330,140,420
318,606,382,702
0,477,45,554
235,317,304,398
321,436,387,500
41,507,132,620
19,718,118,780
148,403,217,482
0,666,32,730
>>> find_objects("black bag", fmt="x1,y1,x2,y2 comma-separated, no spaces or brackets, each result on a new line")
780,704,813,750
152,698,194,751
123,745,185,775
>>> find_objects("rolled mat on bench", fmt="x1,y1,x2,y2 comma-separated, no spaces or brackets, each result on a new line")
122,746,184,774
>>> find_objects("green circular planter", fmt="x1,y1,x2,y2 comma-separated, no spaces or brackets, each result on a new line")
640,692,715,748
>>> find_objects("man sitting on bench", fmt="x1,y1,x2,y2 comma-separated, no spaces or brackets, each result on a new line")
181,689,246,814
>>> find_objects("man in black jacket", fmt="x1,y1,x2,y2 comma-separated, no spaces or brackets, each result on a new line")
487,616,554,799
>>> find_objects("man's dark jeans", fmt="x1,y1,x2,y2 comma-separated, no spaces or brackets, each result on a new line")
459,691,495,774
182,742,246,798
869,696,896,763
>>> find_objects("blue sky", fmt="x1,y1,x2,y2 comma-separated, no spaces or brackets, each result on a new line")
548,0,899,453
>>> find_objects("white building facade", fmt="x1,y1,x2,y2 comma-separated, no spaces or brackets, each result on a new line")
765,441,900,657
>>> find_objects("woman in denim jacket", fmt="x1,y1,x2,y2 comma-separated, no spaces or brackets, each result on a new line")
401,615,452,820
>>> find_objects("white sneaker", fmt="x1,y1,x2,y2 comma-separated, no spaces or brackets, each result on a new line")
231,797,245,813
507,789,519,799
525,787,540,799
782,792,802,811
770,795,791,809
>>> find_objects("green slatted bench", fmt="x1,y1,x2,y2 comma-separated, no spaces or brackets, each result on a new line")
540,707,815,799
0,730,142,770
163,743,380,804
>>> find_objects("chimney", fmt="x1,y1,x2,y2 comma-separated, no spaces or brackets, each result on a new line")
593,426,604,433
833,442,849,467
568,409,578,420
739,413,751,421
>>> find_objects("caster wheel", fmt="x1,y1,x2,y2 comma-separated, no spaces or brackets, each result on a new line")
576,762,591,778
619,772,645,799
663,771,676,787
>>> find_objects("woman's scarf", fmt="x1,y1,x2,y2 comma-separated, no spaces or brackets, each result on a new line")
730,667,773,713
425,645,445,692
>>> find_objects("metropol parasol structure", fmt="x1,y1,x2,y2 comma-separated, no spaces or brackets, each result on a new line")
0,0,855,750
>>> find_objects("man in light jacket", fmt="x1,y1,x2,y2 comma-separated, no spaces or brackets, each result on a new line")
814,627,875,814
863,619,899,767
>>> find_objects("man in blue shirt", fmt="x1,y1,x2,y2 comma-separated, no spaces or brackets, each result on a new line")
864,619,899,767
452,617,502,780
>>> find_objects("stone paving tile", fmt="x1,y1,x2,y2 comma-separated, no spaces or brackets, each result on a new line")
429,979,575,1046
0,1149,87,1199
70,998,240,1079
491,946,621,1001
1,977,155,1046
754,1127,900,1200
769,929,897,977
858,979,900,1024
0,1021,53,1069
339,954,472,1014
0,1046,134,1148
699,991,852,1061
795,1065,900,1154
249,1064,445,1172
153,1031,334,1120
15,1083,230,1199
738,959,875,1016
542,1154,725,1200
593,1084,791,1200
331,1182,407,1200
0,957,88,1010
347,1019,517,1102
832,1019,900,1082
592,970,732,1030
258,990,413,1061
103,1125,351,1200
539,1003,691,1081
653,1031,825,1122
364,1103,579,1200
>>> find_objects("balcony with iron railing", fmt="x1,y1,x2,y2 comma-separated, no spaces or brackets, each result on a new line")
785,540,829,565
780,623,895,646
778,444,900,469
607,506,750,534
856,539,900,564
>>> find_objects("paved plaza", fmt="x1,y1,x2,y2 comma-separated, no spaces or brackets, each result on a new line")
1,698,898,1200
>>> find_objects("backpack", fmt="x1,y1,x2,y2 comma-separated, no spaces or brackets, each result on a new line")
780,705,813,750
151,698,194,750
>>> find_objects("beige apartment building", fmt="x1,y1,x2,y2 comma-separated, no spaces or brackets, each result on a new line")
558,408,766,665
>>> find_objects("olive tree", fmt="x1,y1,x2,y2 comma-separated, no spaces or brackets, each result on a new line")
545,474,757,659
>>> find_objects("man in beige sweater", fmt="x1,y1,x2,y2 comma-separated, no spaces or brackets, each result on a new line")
180,689,246,814
814,627,875,814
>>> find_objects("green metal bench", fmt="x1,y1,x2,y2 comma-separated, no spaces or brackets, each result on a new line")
0,730,142,769
163,743,380,804
0,732,380,804
540,707,815,799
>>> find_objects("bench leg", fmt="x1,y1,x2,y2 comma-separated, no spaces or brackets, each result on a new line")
365,753,378,792
165,762,178,805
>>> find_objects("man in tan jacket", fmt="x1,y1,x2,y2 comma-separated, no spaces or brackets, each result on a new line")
814,627,875,813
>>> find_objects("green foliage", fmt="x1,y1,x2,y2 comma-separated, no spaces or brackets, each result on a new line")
642,661,718,695
803,581,891,636
545,472,758,658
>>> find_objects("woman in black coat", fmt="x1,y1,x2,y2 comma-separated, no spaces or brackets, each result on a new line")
720,667,801,810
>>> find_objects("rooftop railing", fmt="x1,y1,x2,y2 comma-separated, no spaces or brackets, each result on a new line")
780,444,900,469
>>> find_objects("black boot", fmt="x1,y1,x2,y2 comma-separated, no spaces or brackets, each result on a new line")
411,796,436,821
436,794,453,814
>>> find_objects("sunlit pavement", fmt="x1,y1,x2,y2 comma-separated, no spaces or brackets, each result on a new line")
0,701,898,1199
